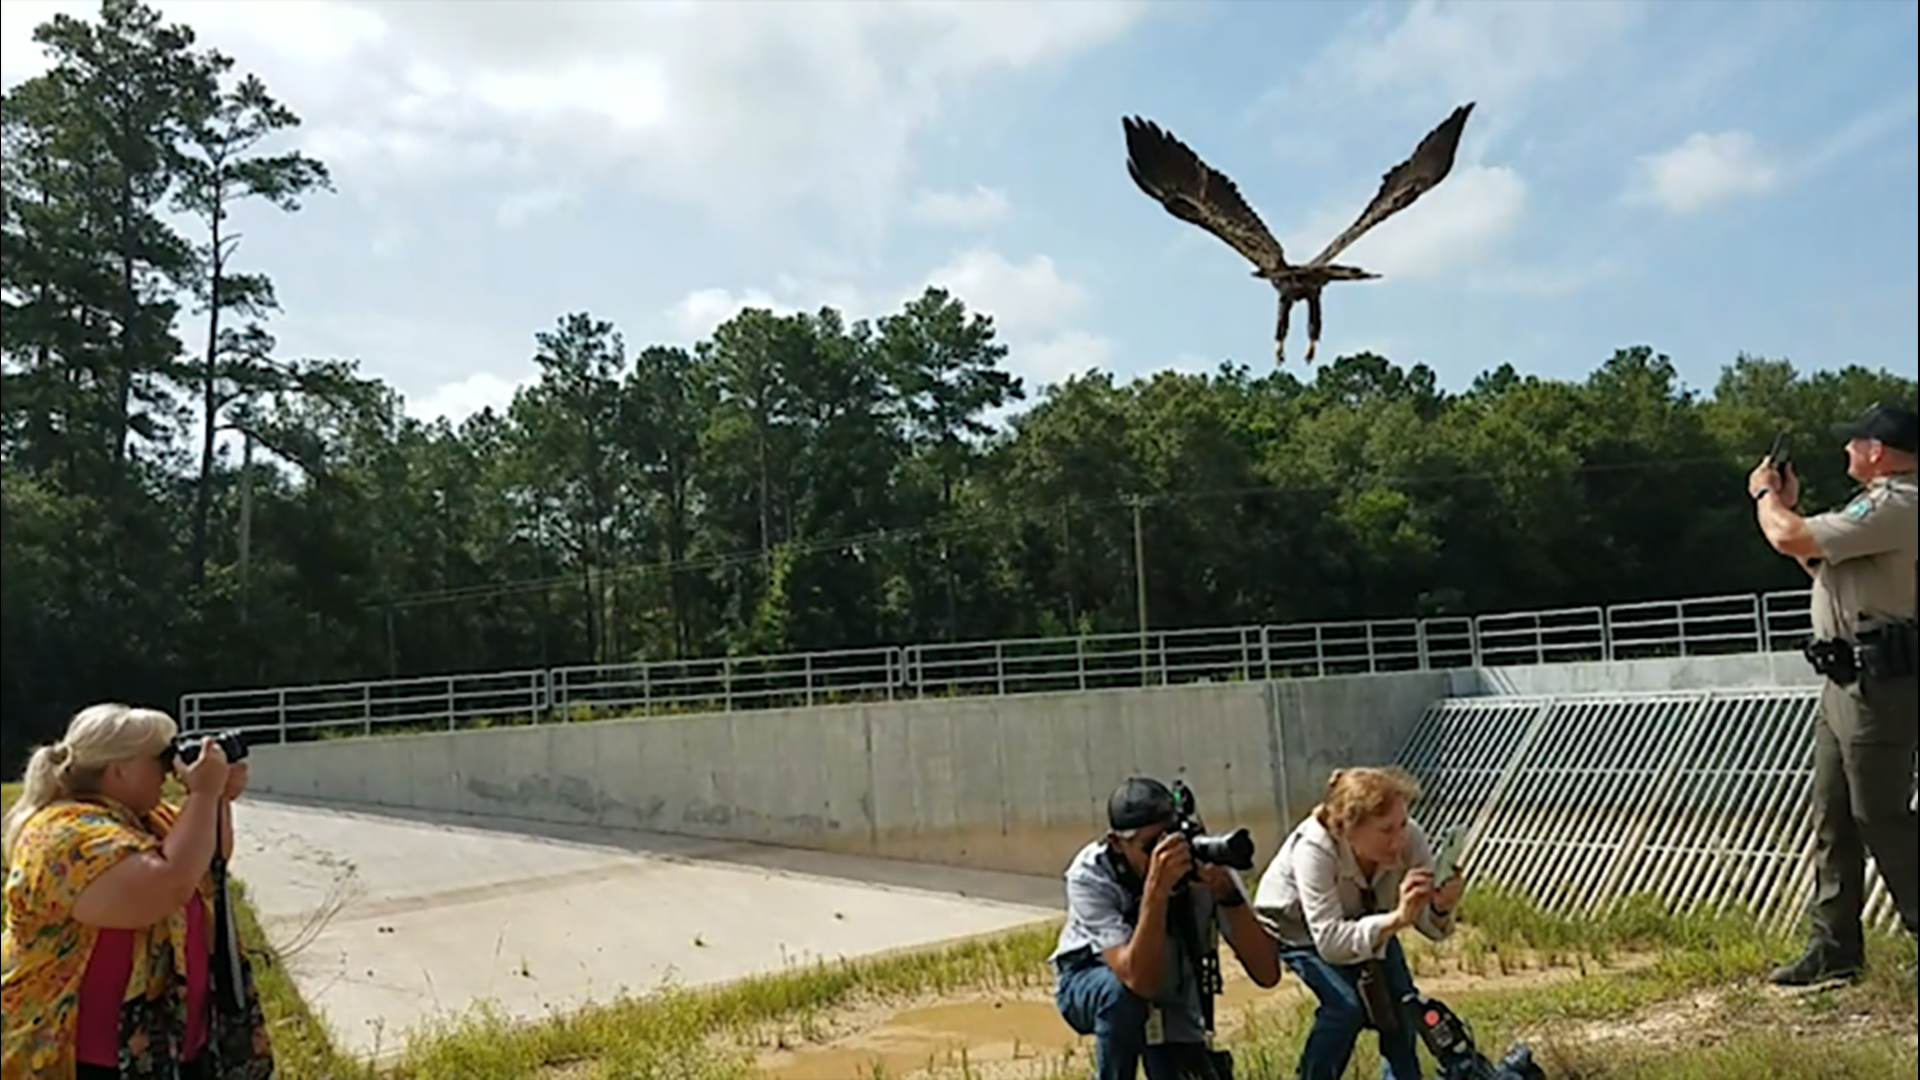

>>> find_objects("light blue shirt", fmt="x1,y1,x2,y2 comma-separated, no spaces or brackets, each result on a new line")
1049,839,1232,1043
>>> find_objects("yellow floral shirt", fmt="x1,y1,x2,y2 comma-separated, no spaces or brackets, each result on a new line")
0,797,211,1080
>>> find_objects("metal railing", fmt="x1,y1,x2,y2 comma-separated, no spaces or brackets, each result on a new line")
179,588,1815,744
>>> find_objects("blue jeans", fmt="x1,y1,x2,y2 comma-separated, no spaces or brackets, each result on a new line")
1054,957,1206,1079
1280,937,1423,1080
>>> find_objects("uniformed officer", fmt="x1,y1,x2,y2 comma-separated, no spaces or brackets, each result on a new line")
1747,399,1919,987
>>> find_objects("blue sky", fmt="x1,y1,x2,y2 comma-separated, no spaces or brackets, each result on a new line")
4,0,1916,427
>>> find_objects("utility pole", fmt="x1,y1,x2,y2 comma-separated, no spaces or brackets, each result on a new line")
1060,501,1076,632
1130,494,1149,634
1129,494,1150,685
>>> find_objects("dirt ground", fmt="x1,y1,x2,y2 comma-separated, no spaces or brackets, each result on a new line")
1550,983,1904,1052
748,950,1919,1080
750,954,1630,1080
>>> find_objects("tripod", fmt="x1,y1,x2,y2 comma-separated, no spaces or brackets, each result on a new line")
1163,886,1233,1080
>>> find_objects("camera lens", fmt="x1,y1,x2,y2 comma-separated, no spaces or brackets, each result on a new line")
168,730,249,766
1189,827,1256,870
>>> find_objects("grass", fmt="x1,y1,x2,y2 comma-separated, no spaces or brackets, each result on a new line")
1213,927,1917,1080
356,883,1919,1080
837,886,1916,1080
6,780,1913,1080
384,923,1062,1079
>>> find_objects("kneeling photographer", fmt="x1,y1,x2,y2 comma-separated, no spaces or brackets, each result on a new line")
1252,766,1467,1080
1049,777,1282,1080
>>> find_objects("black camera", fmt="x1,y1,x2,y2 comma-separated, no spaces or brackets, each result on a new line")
1406,992,1546,1080
164,729,249,767
1168,779,1256,871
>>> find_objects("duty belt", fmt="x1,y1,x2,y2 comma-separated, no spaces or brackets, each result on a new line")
1804,620,1919,686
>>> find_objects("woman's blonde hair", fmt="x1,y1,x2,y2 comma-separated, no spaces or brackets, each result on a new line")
3,703,177,861
1312,765,1423,835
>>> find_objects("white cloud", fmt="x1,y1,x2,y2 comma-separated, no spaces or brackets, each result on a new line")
410,370,533,426
368,219,413,259
1467,259,1621,297
1802,89,1920,175
265,309,535,425
660,274,890,345
663,286,786,343
1621,93,1914,216
0,0,1146,243
1282,165,1529,279
494,187,577,228
908,185,1011,228
661,246,1110,392
919,249,1111,387
1021,331,1112,385
919,249,1087,336
1259,0,1647,140
1332,0,1643,98
1626,131,1780,214
2,1,387,83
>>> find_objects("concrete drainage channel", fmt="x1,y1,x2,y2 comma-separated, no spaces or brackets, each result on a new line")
231,799,1063,1062
228,653,1895,1066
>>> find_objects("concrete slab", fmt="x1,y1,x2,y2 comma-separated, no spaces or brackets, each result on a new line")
230,798,1063,1061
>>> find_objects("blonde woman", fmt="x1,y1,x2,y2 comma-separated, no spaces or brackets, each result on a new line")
1,704,274,1080
1252,766,1466,1080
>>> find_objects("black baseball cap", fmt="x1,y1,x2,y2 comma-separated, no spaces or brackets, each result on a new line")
1831,400,1919,453
1108,777,1176,831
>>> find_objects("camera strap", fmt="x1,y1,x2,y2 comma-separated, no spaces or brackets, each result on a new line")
209,811,247,1016
1354,882,1401,1034
1165,888,1223,1040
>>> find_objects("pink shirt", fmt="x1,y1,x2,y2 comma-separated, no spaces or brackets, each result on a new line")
75,897,210,1065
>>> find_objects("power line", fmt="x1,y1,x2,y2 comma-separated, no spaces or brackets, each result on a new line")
373,450,1748,611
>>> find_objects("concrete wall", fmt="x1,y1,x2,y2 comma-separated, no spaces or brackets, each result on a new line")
246,672,1449,878
1451,651,1819,696
243,652,1813,877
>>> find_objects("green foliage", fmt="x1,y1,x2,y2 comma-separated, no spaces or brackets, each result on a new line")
4,3,1918,775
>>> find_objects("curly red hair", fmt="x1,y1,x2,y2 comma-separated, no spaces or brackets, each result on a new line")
1311,765,1422,835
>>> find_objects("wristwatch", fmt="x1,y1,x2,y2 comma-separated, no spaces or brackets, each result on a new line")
1216,890,1245,908
1751,487,1770,502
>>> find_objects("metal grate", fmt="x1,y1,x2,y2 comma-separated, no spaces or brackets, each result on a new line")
1397,688,1907,934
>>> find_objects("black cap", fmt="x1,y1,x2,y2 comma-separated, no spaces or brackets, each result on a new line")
1831,400,1919,453
1108,777,1176,831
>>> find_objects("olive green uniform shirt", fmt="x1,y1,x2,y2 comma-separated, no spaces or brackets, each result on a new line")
1802,472,1920,641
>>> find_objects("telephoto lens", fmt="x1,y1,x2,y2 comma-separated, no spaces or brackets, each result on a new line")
1187,826,1256,870
166,729,249,766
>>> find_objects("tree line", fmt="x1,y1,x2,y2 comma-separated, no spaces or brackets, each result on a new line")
3,0,1915,770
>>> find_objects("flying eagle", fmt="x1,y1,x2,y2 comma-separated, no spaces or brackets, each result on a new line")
1122,102,1475,364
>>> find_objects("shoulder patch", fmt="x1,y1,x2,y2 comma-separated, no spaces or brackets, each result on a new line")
1844,498,1875,520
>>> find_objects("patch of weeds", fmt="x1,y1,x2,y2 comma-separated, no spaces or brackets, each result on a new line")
377,922,1063,1079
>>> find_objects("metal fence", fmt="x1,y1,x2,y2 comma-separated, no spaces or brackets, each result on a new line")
1396,687,1904,933
179,587,1816,744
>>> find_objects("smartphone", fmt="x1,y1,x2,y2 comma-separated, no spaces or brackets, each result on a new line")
1431,825,1469,884
1768,432,1792,471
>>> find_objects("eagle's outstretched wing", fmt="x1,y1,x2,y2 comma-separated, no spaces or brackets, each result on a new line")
1305,102,1475,268
1122,116,1289,275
